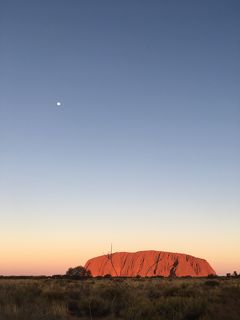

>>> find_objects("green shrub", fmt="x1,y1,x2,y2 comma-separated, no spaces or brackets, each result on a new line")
204,280,220,287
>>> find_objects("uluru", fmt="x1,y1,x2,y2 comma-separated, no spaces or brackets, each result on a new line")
85,250,216,277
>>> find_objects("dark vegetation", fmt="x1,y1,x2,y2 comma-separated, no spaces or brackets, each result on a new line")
0,275,240,320
66,266,92,278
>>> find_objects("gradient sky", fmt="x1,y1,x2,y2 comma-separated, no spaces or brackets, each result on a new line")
0,0,239,275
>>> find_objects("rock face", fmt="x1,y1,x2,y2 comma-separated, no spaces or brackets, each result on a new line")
85,250,216,277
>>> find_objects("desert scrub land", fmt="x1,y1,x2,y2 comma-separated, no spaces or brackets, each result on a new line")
0,277,240,320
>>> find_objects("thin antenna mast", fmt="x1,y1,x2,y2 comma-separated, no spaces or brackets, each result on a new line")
104,243,118,276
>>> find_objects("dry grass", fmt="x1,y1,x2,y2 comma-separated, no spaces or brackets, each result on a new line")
0,277,239,319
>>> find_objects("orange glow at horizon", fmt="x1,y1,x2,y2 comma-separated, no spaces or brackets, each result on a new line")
1,245,239,276
1,208,239,276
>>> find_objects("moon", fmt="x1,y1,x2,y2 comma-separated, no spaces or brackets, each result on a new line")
57,102,61,106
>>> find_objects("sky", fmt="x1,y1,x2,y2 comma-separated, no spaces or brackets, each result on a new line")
0,0,239,276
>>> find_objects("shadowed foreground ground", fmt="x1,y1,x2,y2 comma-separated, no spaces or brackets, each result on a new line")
0,277,239,320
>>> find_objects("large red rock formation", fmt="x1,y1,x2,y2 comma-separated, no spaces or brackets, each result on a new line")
85,250,216,277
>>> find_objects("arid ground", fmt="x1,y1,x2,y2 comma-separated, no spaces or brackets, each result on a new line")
0,277,239,320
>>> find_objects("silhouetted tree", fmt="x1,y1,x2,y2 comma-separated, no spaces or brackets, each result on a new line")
66,266,92,278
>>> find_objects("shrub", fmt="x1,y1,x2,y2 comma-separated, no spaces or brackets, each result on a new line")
157,296,206,320
66,266,92,278
204,280,220,287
